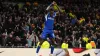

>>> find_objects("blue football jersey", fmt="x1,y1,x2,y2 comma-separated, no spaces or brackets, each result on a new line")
44,12,56,30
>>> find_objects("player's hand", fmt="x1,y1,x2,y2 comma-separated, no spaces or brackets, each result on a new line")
52,1,57,5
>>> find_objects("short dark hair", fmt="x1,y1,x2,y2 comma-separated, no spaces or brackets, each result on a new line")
49,7,54,11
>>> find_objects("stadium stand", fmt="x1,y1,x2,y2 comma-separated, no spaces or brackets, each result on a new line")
0,0,100,49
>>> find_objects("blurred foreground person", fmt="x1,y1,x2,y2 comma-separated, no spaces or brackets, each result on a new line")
53,48,70,56
94,49,100,56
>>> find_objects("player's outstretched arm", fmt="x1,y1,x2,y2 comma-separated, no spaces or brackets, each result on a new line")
46,1,55,11
46,4,52,11
53,1,63,13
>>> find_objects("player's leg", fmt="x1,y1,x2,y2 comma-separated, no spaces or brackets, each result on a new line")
36,39,45,54
57,49,66,56
36,30,47,56
49,38,57,56
58,49,70,56
53,49,63,56
49,32,57,56
53,49,69,56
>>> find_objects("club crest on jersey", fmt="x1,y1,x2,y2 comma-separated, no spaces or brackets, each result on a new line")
48,17,54,20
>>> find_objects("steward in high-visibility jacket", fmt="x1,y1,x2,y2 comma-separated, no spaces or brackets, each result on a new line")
37,41,50,48
90,41,96,48
86,40,92,49
61,43,68,49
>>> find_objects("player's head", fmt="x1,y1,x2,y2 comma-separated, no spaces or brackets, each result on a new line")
49,7,54,16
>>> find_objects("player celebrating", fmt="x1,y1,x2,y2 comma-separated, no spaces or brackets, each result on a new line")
36,1,62,56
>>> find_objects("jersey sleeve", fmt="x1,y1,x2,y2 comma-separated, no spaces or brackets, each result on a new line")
45,13,48,21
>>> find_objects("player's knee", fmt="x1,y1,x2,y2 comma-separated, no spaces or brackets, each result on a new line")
49,41,54,45
39,42,42,46
50,43,55,47
39,39,45,45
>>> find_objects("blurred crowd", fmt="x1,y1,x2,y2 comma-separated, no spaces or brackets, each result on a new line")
0,0,100,48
